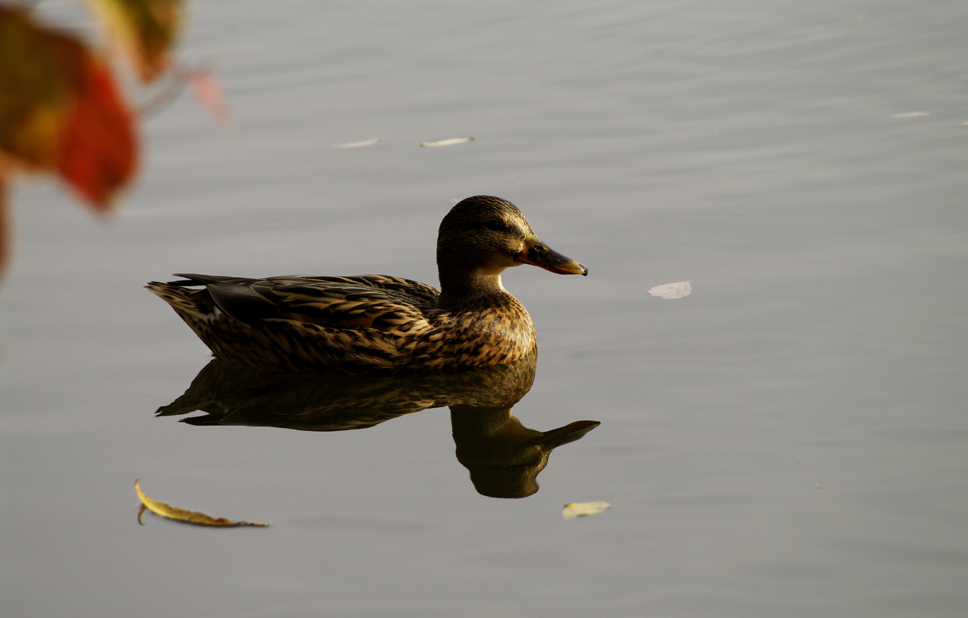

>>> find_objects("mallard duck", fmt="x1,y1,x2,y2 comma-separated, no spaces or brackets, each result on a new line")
147,195,587,374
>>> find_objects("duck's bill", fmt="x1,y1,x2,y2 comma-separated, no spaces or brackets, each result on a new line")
517,237,588,276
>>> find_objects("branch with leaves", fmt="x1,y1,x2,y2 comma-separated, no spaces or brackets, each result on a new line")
0,0,227,279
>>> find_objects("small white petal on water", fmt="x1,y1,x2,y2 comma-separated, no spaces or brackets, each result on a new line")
332,138,381,149
649,281,692,299
562,501,611,520
421,137,474,147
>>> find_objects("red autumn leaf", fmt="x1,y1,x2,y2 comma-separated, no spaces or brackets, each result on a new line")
57,55,138,208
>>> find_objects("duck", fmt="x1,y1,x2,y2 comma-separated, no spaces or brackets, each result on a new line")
146,195,587,374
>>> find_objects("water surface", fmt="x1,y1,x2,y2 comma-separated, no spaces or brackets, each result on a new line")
3,2,967,617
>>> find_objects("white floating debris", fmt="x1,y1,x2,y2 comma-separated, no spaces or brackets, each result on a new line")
421,137,474,147
563,501,611,520
648,281,692,299
892,112,929,118
332,138,381,149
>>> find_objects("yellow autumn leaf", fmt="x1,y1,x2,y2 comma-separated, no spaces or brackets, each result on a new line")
83,0,184,82
135,479,268,527
562,501,611,520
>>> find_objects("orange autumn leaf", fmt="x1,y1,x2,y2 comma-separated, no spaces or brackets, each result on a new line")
0,7,138,210
83,0,184,82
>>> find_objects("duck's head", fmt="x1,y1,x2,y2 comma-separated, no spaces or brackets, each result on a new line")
437,196,587,300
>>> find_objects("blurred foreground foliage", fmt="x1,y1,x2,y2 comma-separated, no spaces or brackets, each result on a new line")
0,1,225,279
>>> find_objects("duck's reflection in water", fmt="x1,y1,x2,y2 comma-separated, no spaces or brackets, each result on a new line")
156,351,598,498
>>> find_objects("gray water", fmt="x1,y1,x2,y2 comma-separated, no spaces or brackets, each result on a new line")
3,2,967,617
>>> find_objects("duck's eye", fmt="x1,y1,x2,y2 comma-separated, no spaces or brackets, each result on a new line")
483,221,506,232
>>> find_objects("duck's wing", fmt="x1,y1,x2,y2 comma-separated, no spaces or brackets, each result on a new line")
172,274,440,330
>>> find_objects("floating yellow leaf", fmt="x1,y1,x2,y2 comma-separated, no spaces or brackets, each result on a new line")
420,137,473,147
648,281,691,299
134,479,268,527
562,501,611,519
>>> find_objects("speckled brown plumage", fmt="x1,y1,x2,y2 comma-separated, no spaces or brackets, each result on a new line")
147,196,586,374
